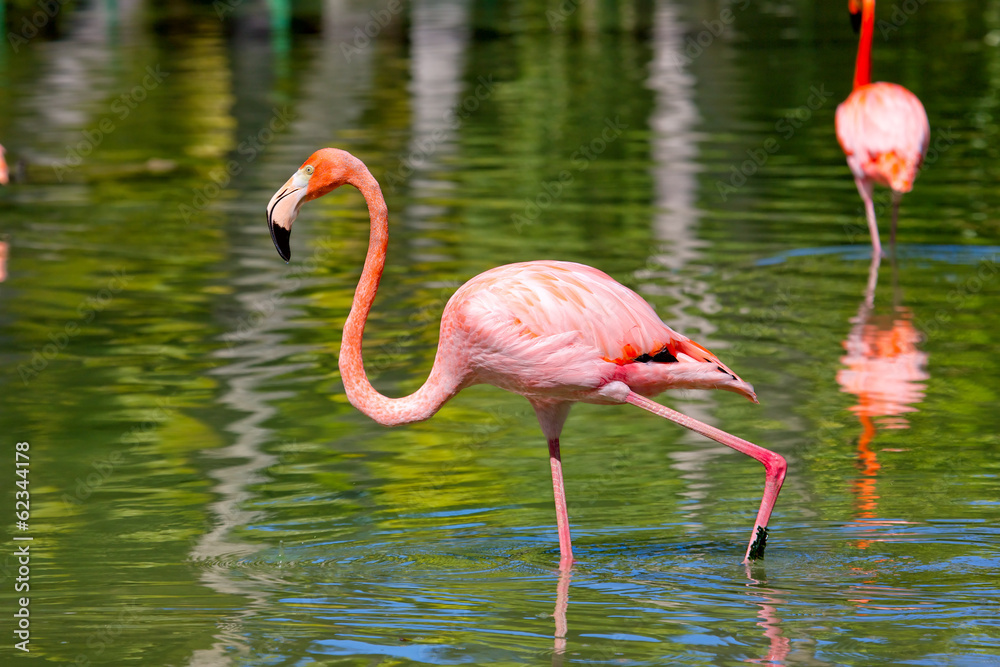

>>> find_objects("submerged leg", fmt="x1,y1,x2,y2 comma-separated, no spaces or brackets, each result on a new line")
623,391,787,563
532,402,575,570
553,561,571,659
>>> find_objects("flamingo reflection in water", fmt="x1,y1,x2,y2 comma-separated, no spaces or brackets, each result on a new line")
836,256,928,546
550,568,794,666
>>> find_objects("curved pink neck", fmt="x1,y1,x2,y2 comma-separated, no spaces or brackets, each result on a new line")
338,166,463,426
853,0,874,89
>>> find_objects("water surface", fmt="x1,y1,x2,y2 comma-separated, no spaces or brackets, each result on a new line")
1,0,999,664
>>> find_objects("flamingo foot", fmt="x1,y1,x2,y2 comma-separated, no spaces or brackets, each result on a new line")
747,526,769,561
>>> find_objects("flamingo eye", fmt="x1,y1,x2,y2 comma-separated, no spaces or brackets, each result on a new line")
303,165,314,175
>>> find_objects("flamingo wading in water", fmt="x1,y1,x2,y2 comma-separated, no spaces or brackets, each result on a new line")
266,148,787,568
836,0,930,257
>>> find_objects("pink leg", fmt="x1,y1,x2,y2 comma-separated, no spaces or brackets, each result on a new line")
624,391,787,562
856,177,882,258
532,401,575,570
531,401,573,570
862,251,880,311
549,437,575,570
890,190,902,250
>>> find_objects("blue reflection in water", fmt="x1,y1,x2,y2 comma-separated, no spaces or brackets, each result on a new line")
756,245,1000,266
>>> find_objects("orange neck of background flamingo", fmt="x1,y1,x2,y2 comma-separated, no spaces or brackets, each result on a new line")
853,0,875,89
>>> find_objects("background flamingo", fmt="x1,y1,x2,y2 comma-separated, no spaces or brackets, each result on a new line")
0,144,9,185
266,148,787,568
836,0,930,257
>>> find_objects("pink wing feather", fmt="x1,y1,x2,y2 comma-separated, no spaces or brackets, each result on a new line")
452,261,697,360
441,261,747,401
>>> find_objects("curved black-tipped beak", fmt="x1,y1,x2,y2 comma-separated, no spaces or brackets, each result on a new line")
269,219,292,261
265,180,307,262
850,7,862,33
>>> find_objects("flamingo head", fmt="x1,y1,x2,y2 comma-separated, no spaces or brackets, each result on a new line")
266,148,361,261
622,338,760,404
848,0,862,33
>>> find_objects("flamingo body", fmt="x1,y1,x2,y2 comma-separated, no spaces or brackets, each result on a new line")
836,82,929,195
265,148,786,567
447,260,749,404
837,0,930,256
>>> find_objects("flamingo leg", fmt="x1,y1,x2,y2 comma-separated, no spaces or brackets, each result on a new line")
863,251,880,310
548,437,575,570
532,401,575,570
623,391,787,562
855,177,882,258
890,190,902,250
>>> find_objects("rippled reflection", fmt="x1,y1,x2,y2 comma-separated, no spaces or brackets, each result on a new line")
837,255,928,544
742,568,792,666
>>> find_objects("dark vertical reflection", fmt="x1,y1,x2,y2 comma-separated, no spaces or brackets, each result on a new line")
398,0,471,246
641,0,749,547
183,1,387,660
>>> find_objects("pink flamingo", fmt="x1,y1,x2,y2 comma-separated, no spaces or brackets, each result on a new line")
836,0,930,257
266,148,787,568
0,144,9,185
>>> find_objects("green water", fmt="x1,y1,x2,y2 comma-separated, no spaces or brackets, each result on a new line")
2,1,1000,665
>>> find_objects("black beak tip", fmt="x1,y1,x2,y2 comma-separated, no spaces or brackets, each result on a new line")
269,221,292,262
849,8,861,33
